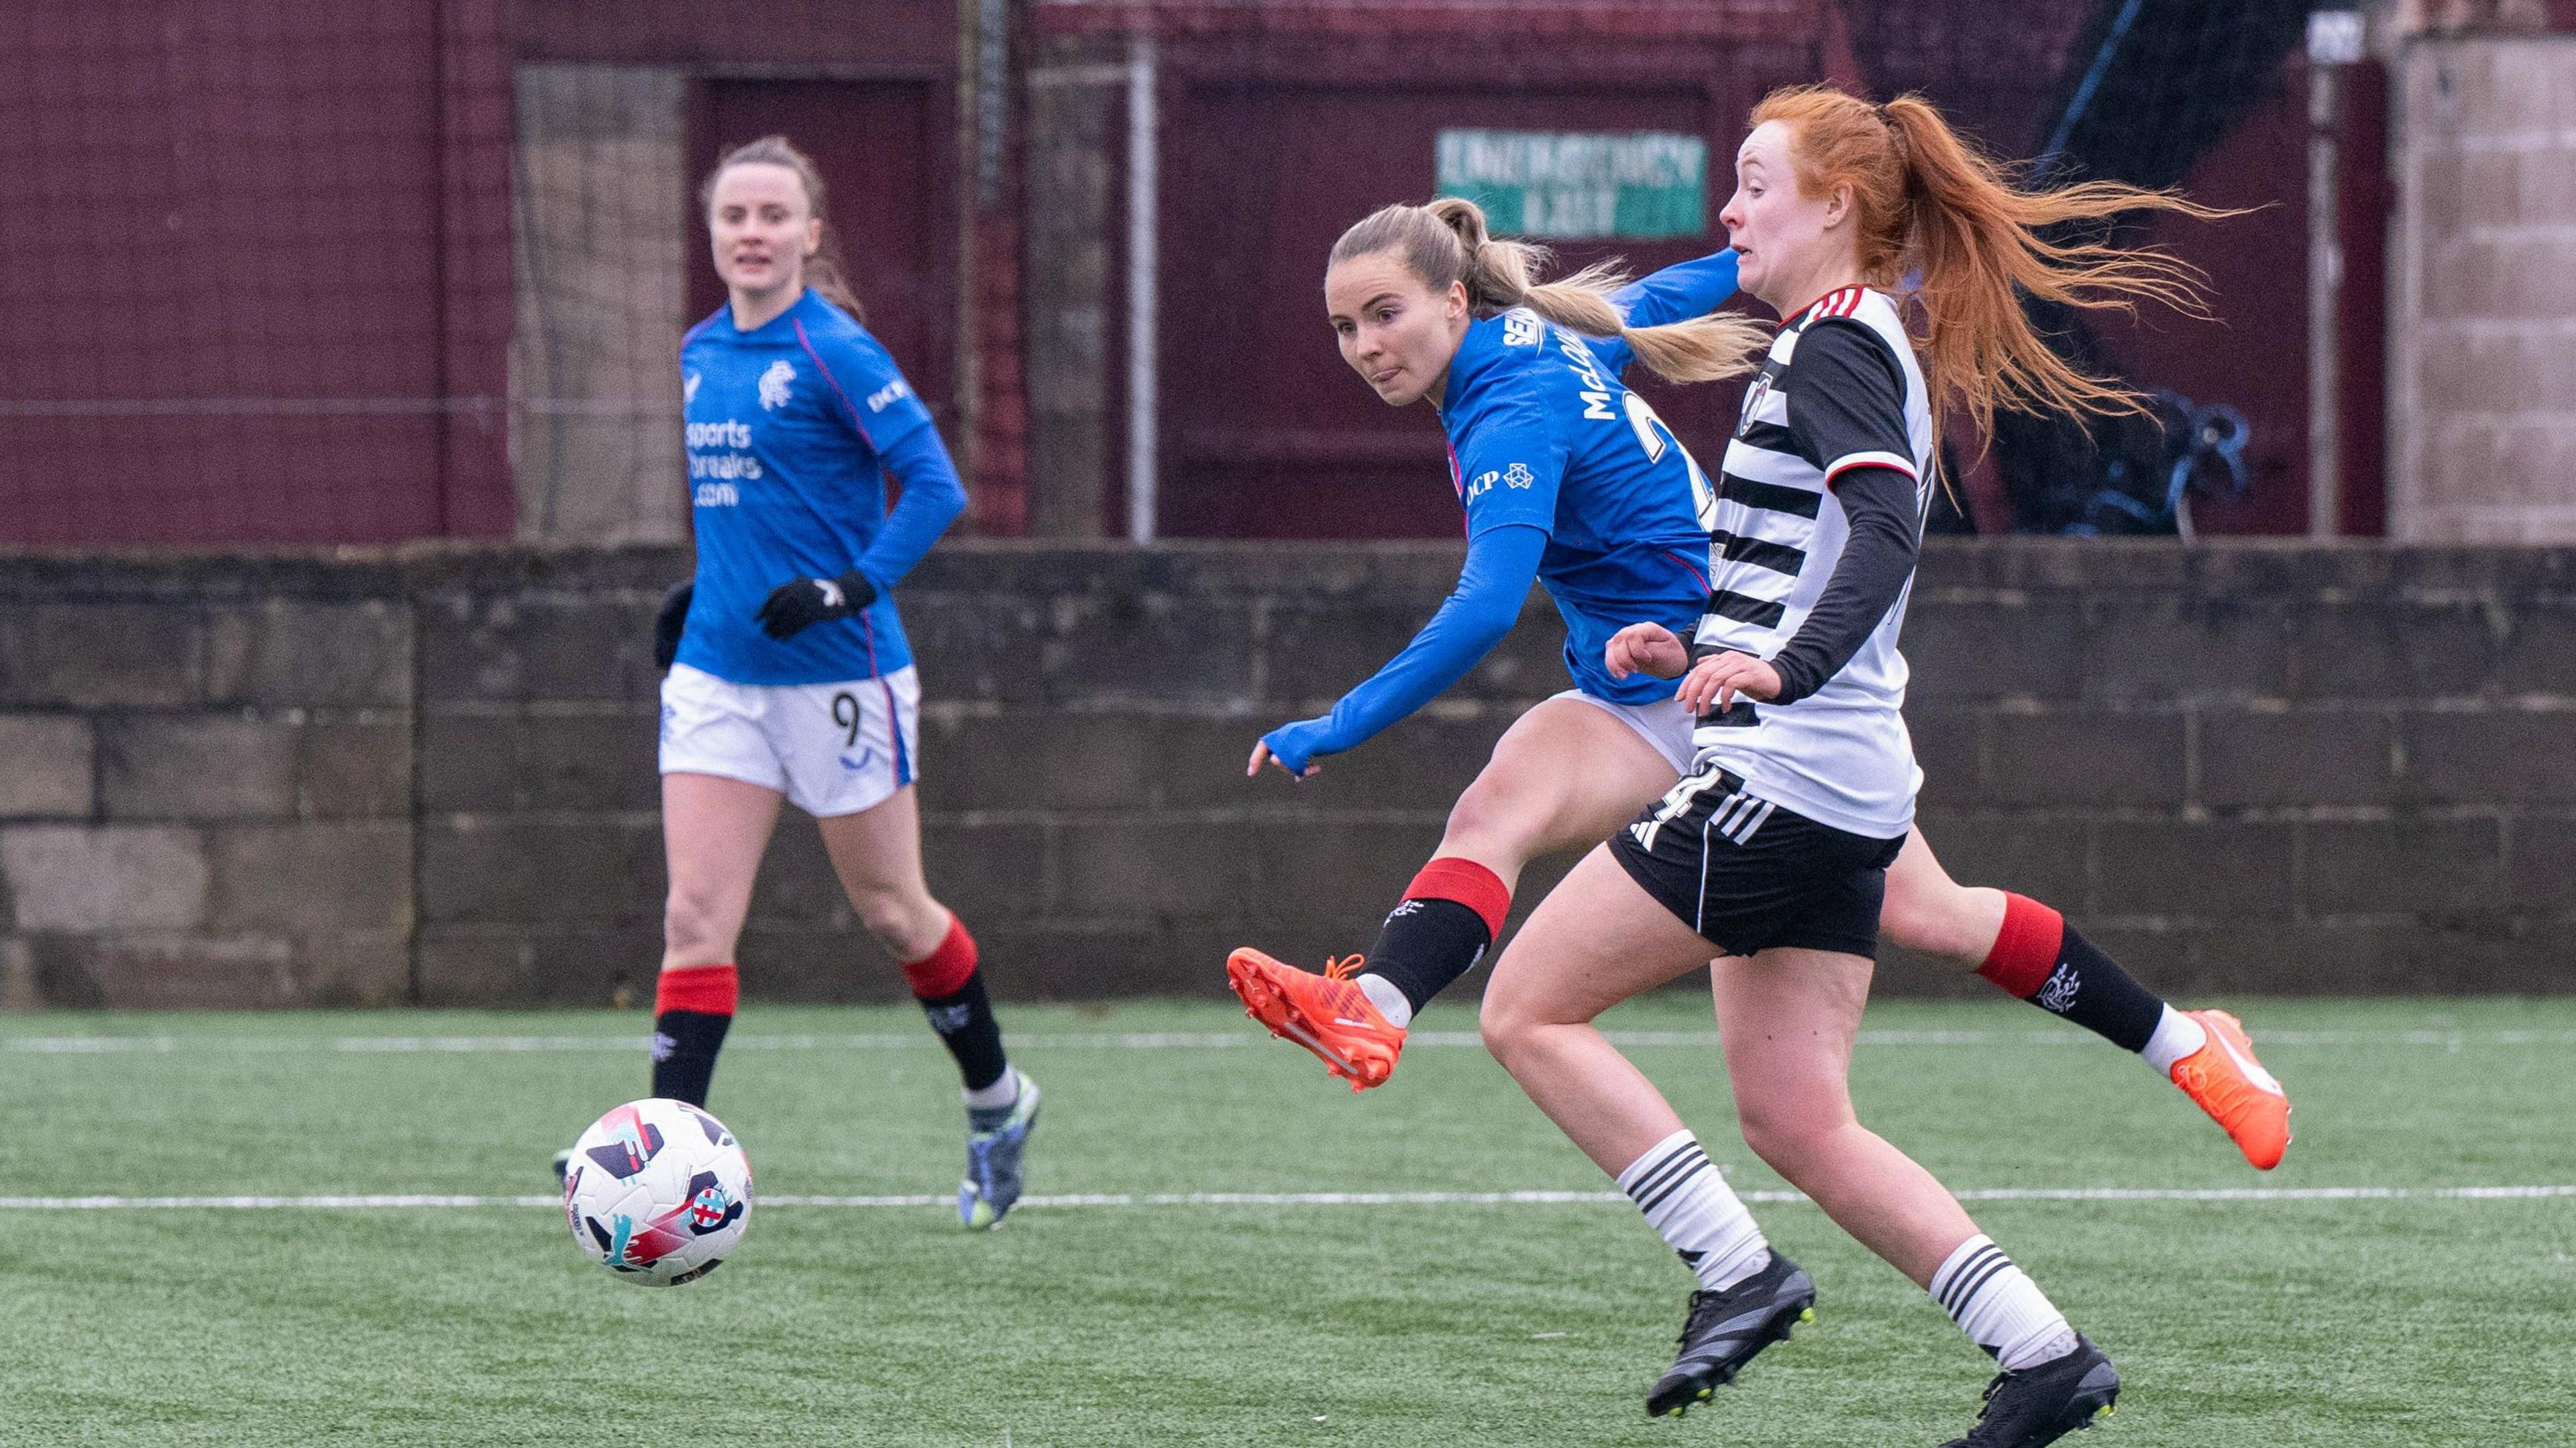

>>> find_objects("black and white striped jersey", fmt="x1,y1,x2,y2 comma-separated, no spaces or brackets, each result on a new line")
1690,284,1935,839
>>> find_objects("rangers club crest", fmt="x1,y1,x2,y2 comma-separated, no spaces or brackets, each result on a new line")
758,359,796,410
2037,962,2082,1015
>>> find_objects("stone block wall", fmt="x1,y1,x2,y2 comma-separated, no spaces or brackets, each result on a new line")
2391,35,2576,542
0,562,417,1007
1,540,2571,1007
1890,543,2576,997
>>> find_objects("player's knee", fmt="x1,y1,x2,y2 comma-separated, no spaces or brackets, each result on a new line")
1733,1095,1844,1178
847,885,938,955
847,890,912,944
1878,873,1973,959
1444,774,1540,863
1477,986,1534,1061
662,888,733,959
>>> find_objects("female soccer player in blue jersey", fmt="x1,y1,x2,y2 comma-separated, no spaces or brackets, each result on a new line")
613,136,1036,1229
1224,209,2287,1172
1469,86,2245,1440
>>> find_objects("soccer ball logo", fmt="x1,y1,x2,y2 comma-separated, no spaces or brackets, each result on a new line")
562,1098,754,1286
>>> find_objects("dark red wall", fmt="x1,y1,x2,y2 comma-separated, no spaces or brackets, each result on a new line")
511,0,955,66
2090,58,2313,537
1127,27,1813,539
0,0,2355,545
0,0,965,548
0,0,513,545
1847,4,2339,536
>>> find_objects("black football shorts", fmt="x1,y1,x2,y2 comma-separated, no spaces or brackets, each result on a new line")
1608,764,1905,960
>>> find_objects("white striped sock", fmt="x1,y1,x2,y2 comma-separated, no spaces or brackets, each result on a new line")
1616,1130,1769,1292
1930,1234,2078,1370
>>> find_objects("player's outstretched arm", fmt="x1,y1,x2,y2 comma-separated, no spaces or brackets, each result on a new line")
1250,524,1547,779
1611,248,1740,331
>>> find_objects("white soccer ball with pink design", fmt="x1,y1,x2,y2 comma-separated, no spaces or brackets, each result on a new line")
561,1098,753,1286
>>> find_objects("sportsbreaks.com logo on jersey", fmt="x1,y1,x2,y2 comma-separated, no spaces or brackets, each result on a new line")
686,417,758,506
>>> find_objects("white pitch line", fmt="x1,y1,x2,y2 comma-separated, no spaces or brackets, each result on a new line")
7,1027,2573,1055
7,1185,2573,1211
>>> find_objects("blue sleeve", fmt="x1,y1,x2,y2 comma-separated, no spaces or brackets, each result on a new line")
1454,390,1568,539
1260,525,1548,774
1611,249,1740,330
1595,249,1739,377
816,332,968,591
855,423,968,592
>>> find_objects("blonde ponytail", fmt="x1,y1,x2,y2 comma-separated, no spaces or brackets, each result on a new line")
1332,198,1767,385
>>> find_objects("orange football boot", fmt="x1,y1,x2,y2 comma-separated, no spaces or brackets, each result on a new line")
1226,948,1406,1091
2167,1009,2292,1170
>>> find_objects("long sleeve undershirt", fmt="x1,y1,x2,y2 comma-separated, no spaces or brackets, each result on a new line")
1761,464,1921,705
1611,249,1741,330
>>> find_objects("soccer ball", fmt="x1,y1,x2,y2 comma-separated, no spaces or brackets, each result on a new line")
561,1098,753,1285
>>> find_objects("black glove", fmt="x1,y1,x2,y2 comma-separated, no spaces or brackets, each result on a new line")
652,581,693,672
754,569,877,640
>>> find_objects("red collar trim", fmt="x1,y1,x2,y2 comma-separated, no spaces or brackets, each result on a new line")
1788,284,1867,327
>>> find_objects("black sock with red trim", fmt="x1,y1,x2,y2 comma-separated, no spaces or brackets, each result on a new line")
1976,894,2162,1052
1358,858,1514,1020
649,963,738,1107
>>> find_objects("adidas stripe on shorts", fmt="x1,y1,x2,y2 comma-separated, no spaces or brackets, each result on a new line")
1609,761,1904,960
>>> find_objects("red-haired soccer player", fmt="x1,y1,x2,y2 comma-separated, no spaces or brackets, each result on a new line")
1481,86,2251,1435
1227,197,2285,1174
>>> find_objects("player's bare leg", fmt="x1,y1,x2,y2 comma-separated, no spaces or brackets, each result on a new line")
553,772,780,1187
815,784,951,962
1229,698,1677,1088
1483,846,2111,1425
1709,944,2116,1441
1478,845,1811,1414
651,771,786,1103
820,786,1037,1229
1880,828,2291,1168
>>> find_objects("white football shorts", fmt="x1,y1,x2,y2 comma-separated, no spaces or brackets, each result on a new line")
658,661,921,818
1554,687,1695,777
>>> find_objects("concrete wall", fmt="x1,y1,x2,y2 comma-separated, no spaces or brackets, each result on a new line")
2390,35,2576,542
2,540,2572,1009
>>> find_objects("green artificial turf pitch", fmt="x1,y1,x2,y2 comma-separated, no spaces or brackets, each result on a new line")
4,997,2572,1446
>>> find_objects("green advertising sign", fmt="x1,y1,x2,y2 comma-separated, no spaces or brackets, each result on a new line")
1435,129,1707,239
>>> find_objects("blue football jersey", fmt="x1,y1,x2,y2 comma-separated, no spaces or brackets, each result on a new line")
1439,306,1719,704
675,288,966,686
